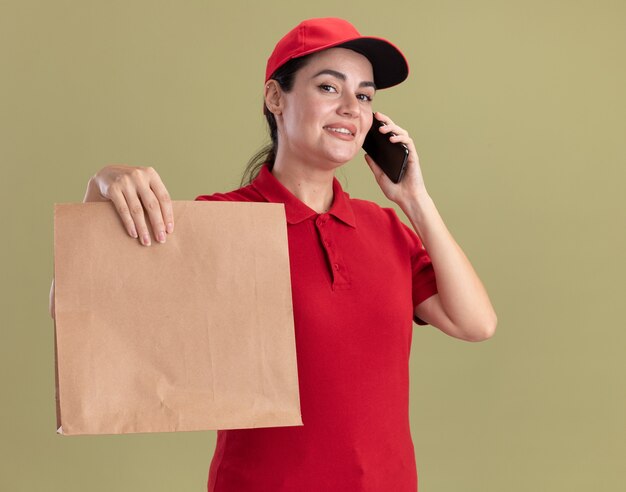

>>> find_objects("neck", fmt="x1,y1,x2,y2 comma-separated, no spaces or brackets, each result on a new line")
271,157,335,214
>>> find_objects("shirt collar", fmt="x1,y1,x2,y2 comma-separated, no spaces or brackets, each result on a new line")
251,164,356,228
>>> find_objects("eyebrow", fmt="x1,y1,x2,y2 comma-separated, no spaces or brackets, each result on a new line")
312,69,377,90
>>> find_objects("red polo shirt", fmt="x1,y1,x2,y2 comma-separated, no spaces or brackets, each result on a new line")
196,164,437,492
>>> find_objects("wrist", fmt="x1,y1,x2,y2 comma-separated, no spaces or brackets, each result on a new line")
399,190,437,238
83,175,108,203
398,187,432,216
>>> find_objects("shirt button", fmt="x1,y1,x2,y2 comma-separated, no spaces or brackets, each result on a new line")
333,263,340,270
324,240,330,247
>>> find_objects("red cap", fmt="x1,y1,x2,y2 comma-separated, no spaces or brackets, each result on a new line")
265,18,409,89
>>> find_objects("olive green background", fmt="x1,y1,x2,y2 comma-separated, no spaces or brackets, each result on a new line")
1,1,624,490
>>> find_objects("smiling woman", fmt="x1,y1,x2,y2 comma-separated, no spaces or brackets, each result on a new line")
51,16,497,492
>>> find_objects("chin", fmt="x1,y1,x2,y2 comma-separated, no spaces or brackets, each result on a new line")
324,148,360,166
317,156,350,171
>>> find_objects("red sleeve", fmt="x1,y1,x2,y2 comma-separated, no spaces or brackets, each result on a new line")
195,193,232,202
398,220,438,326
195,185,258,203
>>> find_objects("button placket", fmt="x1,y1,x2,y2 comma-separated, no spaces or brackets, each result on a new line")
315,214,350,288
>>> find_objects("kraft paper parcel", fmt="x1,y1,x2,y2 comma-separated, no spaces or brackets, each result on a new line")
53,201,302,436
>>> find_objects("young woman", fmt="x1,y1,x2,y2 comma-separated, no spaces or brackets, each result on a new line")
51,17,496,491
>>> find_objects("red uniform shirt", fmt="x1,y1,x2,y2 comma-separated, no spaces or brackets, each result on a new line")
196,164,437,492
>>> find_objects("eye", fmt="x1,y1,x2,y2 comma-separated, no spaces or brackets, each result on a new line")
357,93,373,102
319,84,337,93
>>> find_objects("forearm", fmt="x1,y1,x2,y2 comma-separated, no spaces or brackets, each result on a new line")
400,191,497,338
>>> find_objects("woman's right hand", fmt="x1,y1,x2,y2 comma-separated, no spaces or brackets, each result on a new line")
86,165,174,246
51,164,173,320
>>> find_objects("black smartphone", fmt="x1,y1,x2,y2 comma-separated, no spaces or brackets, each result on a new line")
362,114,409,183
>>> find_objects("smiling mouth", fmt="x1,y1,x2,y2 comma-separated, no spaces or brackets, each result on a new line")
324,127,355,136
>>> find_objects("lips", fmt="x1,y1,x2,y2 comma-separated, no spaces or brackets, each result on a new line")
323,122,357,136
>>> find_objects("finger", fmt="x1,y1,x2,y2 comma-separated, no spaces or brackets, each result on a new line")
374,111,405,131
147,169,174,234
374,114,408,137
379,121,407,136
393,132,417,151
374,111,393,126
122,188,153,246
108,186,139,239
388,132,413,146
135,183,167,244
381,127,408,138
387,133,419,164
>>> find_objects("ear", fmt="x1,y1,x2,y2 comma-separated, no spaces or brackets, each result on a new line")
264,80,283,116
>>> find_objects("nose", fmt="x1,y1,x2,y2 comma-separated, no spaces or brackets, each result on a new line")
338,92,359,118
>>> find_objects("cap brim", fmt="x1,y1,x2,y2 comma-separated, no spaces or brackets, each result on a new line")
337,37,409,89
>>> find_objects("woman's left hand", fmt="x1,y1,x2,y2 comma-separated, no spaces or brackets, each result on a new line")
364,112,497,342
364,111,428,207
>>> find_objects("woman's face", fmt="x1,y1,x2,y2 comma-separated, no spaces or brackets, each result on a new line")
275,47,376,170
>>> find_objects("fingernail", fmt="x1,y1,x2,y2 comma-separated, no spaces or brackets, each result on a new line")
166,222,174,234
142,234,151,246
130,228,138,238
157,231,166,243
